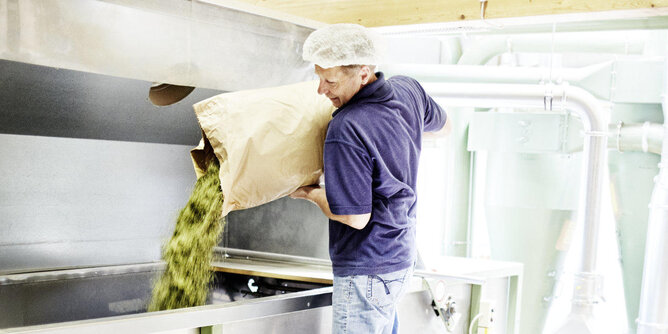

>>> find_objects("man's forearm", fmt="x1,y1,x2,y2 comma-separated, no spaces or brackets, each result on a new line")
291,186,371,230
302,187,336,219
424,117,452,139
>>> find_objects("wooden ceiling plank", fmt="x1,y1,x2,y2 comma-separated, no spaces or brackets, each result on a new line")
232,0,668,26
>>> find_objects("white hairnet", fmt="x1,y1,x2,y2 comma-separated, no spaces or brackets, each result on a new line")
302,24,384,69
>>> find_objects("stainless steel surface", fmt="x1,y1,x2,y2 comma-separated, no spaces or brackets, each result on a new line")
217,247,488,285
0,263,164,329
0,262,164,286
0,59,219,145
0,58,331,274
2,287,333,334
0,0,315,92
216,247,331,266
0,247,522,333
206,306,333,334
0,133,196,275
415,269,486,286
0,58,221,274
212,250,333,285
1,284,458,334
224,197,330,260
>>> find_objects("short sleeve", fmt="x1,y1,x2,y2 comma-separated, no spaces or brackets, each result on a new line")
423,93,446,132
324,139,373,215
413,79,446,132
394,76,447,132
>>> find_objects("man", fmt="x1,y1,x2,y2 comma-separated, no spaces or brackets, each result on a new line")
290,23,450,333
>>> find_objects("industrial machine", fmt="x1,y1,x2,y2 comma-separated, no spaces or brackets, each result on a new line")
2,1,668,334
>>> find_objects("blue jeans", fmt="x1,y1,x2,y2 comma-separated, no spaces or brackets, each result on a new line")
332,265,414,334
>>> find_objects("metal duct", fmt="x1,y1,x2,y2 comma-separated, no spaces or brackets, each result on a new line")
636,61,668,334
0,0,317,92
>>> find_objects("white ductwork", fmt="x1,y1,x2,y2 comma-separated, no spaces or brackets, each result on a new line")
384,62,611,87
421,82,608,333
611,122,664,155
636,62,668,334
457,34,644,65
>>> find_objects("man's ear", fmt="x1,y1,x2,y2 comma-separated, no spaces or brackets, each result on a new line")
360,65,372,85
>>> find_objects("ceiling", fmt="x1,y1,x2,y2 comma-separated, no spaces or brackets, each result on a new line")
209,0,668,27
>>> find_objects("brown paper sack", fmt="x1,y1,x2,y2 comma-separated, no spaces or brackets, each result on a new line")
190,81,335,216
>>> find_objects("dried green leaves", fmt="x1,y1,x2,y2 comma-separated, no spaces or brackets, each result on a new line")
148,160,224,311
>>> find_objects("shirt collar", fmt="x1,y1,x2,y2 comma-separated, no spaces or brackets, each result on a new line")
332,72,391,117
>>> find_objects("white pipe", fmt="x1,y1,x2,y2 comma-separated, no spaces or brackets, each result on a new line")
611,122,664,155
457,34,644,65
636,63,668,334
569,122,664,154
384,62,611,84
422,82,608,333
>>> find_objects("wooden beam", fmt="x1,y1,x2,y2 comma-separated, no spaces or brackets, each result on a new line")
232,0,668,27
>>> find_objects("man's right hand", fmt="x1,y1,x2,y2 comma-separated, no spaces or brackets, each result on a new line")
289,185,320,200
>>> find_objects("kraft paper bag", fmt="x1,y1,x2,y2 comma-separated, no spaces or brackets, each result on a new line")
190,80,335,216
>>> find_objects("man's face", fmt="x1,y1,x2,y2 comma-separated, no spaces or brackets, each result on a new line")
314,65,363,108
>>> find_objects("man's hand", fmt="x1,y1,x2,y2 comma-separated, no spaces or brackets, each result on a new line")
289,185,371,230
289,185,319,201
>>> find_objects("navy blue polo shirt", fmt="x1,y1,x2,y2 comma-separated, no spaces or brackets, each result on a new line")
324,72,446,277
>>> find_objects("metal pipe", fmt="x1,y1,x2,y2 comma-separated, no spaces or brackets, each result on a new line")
457,34,643,65
421,82,608,332
571,122,663,154
636,61,668,334
384,62,611,85
611,122,664,155
1,286,333,334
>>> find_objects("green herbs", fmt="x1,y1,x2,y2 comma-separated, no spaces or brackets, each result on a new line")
148,160,224,311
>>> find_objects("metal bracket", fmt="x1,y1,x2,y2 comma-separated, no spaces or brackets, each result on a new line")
423,279,461,332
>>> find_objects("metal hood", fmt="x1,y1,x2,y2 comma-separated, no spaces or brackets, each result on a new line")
0,0,319,91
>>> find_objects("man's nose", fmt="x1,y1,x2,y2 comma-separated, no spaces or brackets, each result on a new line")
317,80,327,95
